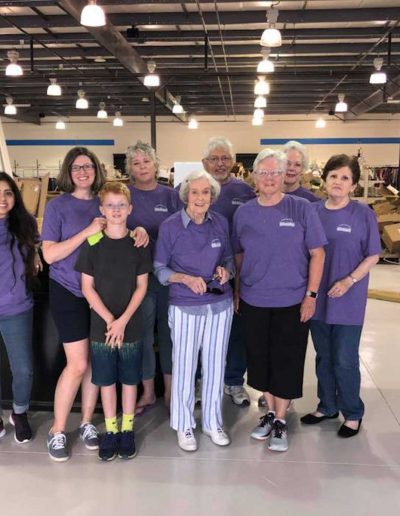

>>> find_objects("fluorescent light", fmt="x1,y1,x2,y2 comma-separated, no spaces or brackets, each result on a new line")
335,93,348,113
5,50,23,77
254,95,267,108
80,0,106,27
315,118,326,128
254,76,270,95
47,78,62,96
76,89,88,109
188,117,198,129
370,57,387,85
4,97,17,115
113,111,123,127
56,120,66,130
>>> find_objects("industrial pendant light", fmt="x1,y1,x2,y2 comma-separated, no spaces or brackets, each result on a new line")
315,118,326,128
4,96,17,115
80,1,106,27
188,117,198,129
254,95,267,109
335,93,348,113
260,7,282,48
47,78,62,96
257,49,275,73
5,50,23,77
252,117,263,126
144,60,160,87
253,108,265,119
172,96,184,114
254,76,270,95
97,101,108,119
76,89,88,109
113,111,123,127
369,57,387,84
56,120,66,130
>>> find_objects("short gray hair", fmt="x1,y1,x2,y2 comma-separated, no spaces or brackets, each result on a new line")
125,140,160,176
253,148,287,172
179,170,221,204
283,140,309,171
202,137,233,159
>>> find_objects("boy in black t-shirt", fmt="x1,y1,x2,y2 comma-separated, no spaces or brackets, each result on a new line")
75,182,152,461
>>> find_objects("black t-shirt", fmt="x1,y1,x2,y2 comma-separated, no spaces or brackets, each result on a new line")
75,232,153,342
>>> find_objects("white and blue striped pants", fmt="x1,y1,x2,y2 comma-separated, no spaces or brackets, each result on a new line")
169,304,233,432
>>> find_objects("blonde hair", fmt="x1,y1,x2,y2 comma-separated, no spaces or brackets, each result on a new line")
98,181,131,204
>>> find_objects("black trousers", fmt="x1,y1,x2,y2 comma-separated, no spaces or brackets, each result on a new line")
239,299,309,399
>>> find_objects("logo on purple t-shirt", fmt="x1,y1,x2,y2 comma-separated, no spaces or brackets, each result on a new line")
336,224,352,233
154,204,168,213
211,238,222,248
231,198,245,206
279,218,295,228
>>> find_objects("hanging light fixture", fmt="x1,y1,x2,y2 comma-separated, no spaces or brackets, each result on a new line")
47,78,62,96
252,117,263,126
97,101,108,119
260,7,282,48
144,60,160,87
188,117,198,129
4,96,17,115
76,89,88,109
254,95,267,109
113,111,123,127
253,108,264,119
5,50,23,77
335,93,348,113
56,120,66,130
80,0,106,27
172,95,184,114
254,76,270,95
315,118,326,128
257,49,275,73
369,57,387,84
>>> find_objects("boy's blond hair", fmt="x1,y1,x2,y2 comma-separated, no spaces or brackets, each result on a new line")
98,181,131,204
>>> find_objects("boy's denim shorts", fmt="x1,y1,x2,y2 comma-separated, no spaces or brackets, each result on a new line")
90,340,142,386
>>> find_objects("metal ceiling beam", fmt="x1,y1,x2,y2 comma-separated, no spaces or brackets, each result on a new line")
1,112,41,125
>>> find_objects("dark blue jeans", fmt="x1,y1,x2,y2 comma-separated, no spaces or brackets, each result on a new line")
0,309,33,416
310,320,364,421
224,312,247,387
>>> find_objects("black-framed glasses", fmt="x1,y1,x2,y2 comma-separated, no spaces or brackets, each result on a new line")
70,163,95,173
205,278,224,295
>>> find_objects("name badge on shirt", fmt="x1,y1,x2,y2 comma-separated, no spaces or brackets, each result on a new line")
336,224,352,233
231,198,244,206
154,204,168,213
279,218,295,228
211,238,222,248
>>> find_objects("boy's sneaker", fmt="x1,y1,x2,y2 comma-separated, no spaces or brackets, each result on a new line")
0,418,5,438
118,430,137,460
79,422,99,450
98,432,119,462
9,412,32,443
250,411,275,441
47,432,69,462
224,385,250,407
177,429,197,452
268,420,289,452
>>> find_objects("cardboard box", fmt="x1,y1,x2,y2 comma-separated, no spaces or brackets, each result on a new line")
377,213,400,232
16,174,49,218
382,223,400,254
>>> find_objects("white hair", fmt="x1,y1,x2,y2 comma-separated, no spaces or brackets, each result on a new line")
253,148,287,172
179,169,221,204
283,140,309,171
202,137,233,159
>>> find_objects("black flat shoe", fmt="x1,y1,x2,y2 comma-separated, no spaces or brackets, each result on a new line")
300,412,339,425
338,419,362,438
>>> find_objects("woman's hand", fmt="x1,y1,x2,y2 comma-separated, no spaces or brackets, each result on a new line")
34,249,43,274
300,296,316,322
106,318,126,348
214,266,230,285
183,275,207,295
86,217,106,238
131,226,149,248
327,277,353,298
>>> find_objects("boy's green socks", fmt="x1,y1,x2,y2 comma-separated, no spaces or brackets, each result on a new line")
105,416,118,434
122,413,134,432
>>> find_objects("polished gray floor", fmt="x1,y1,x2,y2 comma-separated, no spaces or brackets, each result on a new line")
1,265,399,516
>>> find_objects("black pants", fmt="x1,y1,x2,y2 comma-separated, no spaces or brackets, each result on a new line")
239,300,309,399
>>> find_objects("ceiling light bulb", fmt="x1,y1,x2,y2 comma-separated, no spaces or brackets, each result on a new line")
254,95,267,108
172,102,184,114
370,72,387,84
76,89,88,109
80,0,106,27
113,111,123,127
260,7,282,47
97,102,108,118
335,93,348,113
254,77,270,95
4,97,17,115
188,117,198,129
47,78,62,96
5,50,23,77
315,118,326,128
252,117,263,126
144,60,160,87
56,120,66,130
257,58,275,73
253,108,264,119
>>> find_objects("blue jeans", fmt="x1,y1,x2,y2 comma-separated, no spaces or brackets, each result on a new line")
224,312,247,386
310,320,364,421
140,273,172,380
0,309,33,416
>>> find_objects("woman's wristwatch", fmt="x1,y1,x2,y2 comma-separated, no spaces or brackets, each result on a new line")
349,274,358,285
306,290,318,299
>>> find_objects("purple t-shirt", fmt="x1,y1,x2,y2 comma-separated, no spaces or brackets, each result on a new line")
232,195,327,308
127,184,182,255
41,193,101,297
212,178,256,230
286,186,319,203
312,200,381,326
154,209,233,306
0,218,33,316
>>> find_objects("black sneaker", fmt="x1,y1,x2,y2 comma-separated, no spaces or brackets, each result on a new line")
98,432,119,462
118,430,137,460
9,412,32,443
0,418,5,438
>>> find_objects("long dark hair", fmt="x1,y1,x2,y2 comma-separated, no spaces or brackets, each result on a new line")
0,172,38,291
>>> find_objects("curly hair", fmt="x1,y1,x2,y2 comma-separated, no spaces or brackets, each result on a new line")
0,172,38,292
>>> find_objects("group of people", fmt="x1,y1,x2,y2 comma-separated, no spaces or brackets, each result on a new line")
0,137,381,462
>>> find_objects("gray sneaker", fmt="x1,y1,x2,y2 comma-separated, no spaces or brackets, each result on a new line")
47,432,69,462
250,411,275,440
79,423,99,450
268,420,289,452
224,385,250,406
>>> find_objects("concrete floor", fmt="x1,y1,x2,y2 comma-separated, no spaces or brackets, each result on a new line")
0,264,399,516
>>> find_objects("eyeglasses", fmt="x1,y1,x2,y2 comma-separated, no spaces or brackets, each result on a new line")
70,163,95,173
102,203,130,210
206,156,233,165
205,278,224,295
253,169,283,178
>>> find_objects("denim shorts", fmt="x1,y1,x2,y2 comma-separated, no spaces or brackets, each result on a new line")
90,340,142,386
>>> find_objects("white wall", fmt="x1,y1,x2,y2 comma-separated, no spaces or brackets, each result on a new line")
2,114,399,176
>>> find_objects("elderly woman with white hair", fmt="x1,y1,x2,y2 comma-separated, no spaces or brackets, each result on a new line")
154,170,234,452
282,140,319,202
232,148,326,452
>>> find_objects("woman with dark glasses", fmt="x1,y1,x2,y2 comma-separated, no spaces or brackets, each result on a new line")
154,169,234,452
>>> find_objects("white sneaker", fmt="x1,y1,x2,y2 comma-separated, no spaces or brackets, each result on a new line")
224,385,250,406
177,429,197,452
203,427,230,446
